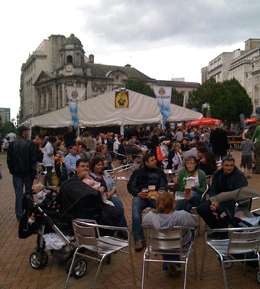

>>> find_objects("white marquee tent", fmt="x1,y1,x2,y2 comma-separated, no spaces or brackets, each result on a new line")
22,90,202,132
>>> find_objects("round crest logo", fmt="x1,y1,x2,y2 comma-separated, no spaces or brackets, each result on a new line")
71,91,78,98
159,88,165,95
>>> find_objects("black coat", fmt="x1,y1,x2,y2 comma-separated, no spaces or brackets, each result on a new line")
210,128,229,156
7,137,37,176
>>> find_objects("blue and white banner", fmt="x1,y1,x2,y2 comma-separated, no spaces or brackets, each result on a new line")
66,86,85,130
153,86,172,121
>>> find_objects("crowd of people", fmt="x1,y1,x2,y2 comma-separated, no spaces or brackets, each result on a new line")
3,117,260,278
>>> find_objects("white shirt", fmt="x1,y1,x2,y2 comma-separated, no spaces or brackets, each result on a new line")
42,142,54,167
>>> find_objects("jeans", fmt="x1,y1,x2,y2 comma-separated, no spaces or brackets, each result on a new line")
13,174,33,220
132,197,156,242
44,166,53,186
109,195,127,227
175,191,201,212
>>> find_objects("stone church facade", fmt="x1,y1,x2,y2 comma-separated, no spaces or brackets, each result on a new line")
20,34,199,123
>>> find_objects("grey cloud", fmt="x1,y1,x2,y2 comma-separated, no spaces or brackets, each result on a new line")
78,0,260,50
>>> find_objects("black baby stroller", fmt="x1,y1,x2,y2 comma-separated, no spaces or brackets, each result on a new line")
208,186,260,272
19,187,88,279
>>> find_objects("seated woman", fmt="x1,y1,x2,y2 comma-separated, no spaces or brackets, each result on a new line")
96,144,113,170
89,157,127,227
167,142,183,172
142,192,197,276
181,137,189,152
199,152,217,176
173,155,207,212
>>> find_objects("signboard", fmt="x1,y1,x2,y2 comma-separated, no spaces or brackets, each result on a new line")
115,91,129,108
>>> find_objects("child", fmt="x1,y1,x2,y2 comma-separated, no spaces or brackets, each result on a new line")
142,192,197,276
82,173,114,207
240,132,255,179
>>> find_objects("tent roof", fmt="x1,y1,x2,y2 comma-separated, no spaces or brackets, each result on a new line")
22,90,202,128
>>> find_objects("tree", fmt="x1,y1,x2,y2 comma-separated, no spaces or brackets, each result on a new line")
171,88,184,106
125,79,156,97
187,78,253,122
0,121,15,134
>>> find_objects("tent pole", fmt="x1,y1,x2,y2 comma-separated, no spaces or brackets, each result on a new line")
120,123,124,135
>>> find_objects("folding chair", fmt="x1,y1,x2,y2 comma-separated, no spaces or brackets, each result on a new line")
200,227,260,289
142,226,197,289
65,219,136,289
114,163,136,186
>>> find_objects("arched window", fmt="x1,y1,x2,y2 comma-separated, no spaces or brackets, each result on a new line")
67,55,73,64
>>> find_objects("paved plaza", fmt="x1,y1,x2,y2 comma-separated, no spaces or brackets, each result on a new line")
0,150,260,289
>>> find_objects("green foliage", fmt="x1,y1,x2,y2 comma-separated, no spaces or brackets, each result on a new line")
0,121,15,134
187,78,253,122
171,88,184,106
125,79,156,97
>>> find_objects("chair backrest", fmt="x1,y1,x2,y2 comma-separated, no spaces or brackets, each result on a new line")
72,219,100,253
145,226,193,256
228,228,260,255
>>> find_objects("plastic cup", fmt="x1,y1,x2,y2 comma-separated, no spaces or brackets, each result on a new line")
185,187,191,198
148,185,156,193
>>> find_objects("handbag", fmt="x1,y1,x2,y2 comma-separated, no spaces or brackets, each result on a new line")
156,146,167,161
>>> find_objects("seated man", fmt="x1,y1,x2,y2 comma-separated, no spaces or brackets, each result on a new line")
127,153,168,251
125,139,145,160
64,145,81,177
197,155,248,237
59,158,124,233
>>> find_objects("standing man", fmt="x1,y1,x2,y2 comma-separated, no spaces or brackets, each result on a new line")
7,126,37,220
197,155,247,237
63,127,76,149
127,153,168,251
252,117,260,174
210,121,229,161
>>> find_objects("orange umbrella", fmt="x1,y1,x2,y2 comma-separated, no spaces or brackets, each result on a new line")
186,118,222,127
244,117,256,124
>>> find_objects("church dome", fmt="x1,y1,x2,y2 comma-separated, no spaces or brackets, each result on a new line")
65,34,82,46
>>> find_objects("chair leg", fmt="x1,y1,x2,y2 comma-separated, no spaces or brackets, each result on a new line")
220,256,228,289
183,260,188,289
200,240,207,279
64,249,78,288
141,258,146,289
129,246,136,285
91,255,106,289
243,253,247,274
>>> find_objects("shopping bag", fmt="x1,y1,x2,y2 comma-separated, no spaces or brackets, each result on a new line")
156,146,167,161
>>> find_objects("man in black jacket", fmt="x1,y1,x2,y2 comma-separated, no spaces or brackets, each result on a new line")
7,126,37,220
197,155,247,236
127,153,168,251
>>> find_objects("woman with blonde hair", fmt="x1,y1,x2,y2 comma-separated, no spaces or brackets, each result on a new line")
167,142,183,171
142,192,196,276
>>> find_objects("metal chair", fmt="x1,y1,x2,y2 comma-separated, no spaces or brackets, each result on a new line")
64,219,136,289
200,227,260,288
142,226,197,289
190,184,210,235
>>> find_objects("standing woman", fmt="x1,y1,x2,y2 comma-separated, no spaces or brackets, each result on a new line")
150,127,161,155
167,142,183,172
252,117,260,174
42,136,56,186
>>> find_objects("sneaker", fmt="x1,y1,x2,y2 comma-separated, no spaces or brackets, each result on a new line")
135,240,146,251
168,264,182,277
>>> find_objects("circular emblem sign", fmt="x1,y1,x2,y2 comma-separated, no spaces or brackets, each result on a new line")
71,91,78,98
159,88,165,95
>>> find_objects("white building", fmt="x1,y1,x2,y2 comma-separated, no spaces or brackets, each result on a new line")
202,38,260,115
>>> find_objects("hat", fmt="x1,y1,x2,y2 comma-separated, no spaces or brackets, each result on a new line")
17,126,29,133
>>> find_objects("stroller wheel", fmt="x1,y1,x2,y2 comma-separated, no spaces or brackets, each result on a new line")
218,256,233,269
72,258,87,279
257,271,260,284
29,252,43,269
42,251,49,267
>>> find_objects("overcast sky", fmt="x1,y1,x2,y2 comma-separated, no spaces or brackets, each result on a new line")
2,0,260,121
